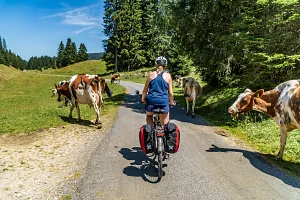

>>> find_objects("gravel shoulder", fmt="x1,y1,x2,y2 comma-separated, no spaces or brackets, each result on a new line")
0,116,116,199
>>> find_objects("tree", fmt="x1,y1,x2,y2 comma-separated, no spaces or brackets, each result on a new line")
117,0,146,71
57,41,65,68
63,38,75,67
103,0,121,71
141,0,157,67
71,42,78,63
0,36,5,64
78,43,88,62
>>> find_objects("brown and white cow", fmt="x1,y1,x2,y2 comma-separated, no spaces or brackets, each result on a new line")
56,74,112,125
184,79,202,118
228,80,300,160
111,73,120,84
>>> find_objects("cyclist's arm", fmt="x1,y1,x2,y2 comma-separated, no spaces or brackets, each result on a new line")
141,74,151,103
168,74,175,105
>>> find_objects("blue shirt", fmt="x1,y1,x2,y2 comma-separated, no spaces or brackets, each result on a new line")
146,72,169,106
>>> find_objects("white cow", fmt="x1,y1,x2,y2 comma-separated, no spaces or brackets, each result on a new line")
184,79,202,118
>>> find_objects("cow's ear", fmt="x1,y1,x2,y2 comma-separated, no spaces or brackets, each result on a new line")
55,84,58,88
245,88,252,93
254,89,264,98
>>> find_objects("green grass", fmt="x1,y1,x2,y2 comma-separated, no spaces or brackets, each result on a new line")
174,82,300,178
0,62,126,134
44,60,108,76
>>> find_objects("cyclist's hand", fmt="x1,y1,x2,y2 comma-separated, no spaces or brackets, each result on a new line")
170,101,176,107
141,100,146,104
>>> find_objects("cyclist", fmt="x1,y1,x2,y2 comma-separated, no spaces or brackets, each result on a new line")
141,56,175,126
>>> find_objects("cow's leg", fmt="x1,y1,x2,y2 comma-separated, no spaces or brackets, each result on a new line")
93,103,101,124
276,125,287,160
192,100,196,118
76,103,81,121
185,98,189,115
69,100,76,118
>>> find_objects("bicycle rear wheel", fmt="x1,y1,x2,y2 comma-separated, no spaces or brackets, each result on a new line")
157,137,163,179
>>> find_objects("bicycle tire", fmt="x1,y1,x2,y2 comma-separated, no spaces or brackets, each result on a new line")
157,137,163,179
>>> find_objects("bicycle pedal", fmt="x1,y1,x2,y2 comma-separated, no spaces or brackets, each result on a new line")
163,153,170,160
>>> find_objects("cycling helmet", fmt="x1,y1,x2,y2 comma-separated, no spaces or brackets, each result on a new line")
155,56,167,66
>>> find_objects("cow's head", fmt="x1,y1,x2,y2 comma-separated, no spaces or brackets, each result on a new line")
228,88,264,118
99,78,112,97
184,80,197,97
52,87,57,97
55,84,63,102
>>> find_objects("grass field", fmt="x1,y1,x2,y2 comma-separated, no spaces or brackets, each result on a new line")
0,61,125,134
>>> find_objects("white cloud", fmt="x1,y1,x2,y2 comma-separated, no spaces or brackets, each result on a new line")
75,26,95,34
60,2,70,8
40,3,102,34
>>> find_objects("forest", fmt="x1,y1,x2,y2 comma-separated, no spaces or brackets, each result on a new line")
103,0,300,89
0,37,89,71
1,0,299,90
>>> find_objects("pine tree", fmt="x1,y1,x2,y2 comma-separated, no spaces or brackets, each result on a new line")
78,43,88,62
0,36,5,64
110,0,145,71
63,38,73,67
57,41,65,68
141,0,157,67
103,0,121,71
71,42,78,64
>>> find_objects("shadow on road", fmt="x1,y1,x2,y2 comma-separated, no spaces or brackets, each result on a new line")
119,147,164,183
121,92,210,126
206,144,300,189
59,115,97,127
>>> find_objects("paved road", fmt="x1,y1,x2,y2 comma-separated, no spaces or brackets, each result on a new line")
75,81,300,200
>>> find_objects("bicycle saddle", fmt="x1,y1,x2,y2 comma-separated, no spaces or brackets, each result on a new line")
153,108,165,114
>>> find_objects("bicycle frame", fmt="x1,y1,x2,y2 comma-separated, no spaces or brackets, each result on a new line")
153,112,166,179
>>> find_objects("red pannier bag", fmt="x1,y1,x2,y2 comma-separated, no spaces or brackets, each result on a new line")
164,122,180,153
139,124,154,154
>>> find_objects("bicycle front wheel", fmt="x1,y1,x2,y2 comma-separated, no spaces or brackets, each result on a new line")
157,137,163,179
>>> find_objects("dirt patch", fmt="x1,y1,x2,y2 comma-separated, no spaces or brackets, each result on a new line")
0,116,115,199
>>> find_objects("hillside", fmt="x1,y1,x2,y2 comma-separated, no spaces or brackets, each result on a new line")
0,64,21,81
43,60,108,76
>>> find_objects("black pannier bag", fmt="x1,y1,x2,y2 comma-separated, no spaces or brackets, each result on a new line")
164,122,180,153
139,124,154,154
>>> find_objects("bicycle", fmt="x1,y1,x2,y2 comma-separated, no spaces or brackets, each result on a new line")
152,108,167,179
151,102,176,179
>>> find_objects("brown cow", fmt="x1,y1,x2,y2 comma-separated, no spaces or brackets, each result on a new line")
111,73,120,84
184,79,202,118
228,80,300,160
56,74,112,125
53,80,70,108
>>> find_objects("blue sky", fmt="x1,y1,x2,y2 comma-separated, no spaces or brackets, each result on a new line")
0,0,106,61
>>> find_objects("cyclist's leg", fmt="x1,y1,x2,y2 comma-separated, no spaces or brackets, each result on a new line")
146,112,154,126
145,104,154,126
159,113,169,126
159,104,170,125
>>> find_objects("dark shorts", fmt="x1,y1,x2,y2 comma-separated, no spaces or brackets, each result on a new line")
145,104,169,113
